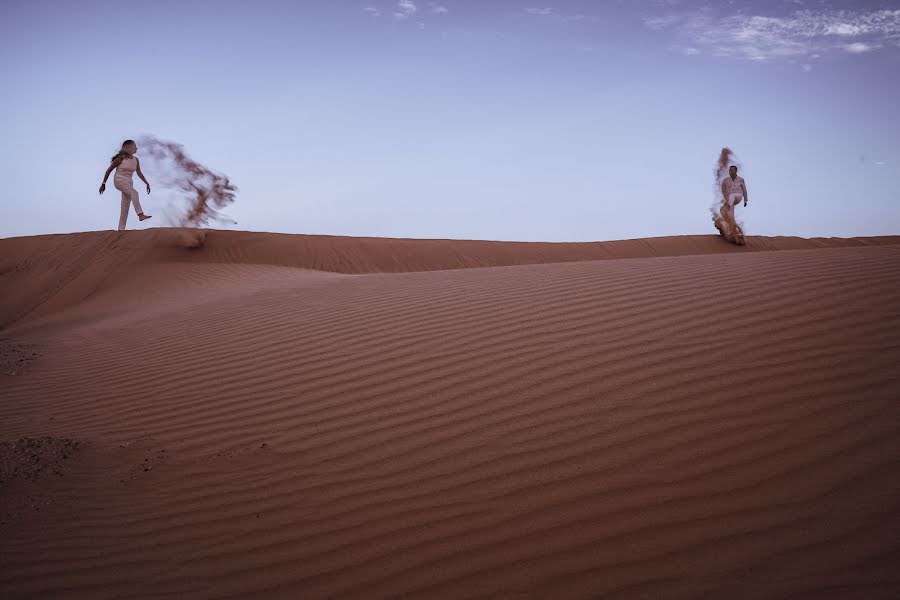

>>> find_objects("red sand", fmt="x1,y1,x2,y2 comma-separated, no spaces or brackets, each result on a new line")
2,229,899,599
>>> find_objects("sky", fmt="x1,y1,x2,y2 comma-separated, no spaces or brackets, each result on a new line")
1,0,899,241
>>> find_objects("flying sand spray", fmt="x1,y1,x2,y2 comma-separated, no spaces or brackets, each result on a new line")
136,136,238,247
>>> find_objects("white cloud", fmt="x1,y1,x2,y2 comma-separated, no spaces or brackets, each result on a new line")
801,63,812,72
824,23,864,36
394,0,417,19
643,15,680,31
522,6,596,24
369,0,445,26
843,42,875,53
644,8,900,61
523,8,554,16
366,0,447,27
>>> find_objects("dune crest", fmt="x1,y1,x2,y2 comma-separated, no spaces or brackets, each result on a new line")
2,228,898,330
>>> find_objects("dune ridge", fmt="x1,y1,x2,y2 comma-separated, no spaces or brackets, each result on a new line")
1,230,899,599
2,228,898,331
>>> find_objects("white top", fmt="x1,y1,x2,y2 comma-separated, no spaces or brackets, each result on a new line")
115,156,137,181
722,174,746,199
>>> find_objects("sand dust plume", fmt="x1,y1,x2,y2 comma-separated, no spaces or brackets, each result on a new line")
178,228,207,249
137,135,238,229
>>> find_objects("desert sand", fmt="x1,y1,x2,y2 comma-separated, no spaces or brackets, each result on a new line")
1,228,899,599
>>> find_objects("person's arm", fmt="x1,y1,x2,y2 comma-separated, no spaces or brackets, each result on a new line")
742,179,748,206
135,157,151,194
99,158,122,194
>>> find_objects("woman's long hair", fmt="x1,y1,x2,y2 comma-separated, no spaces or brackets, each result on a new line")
111,139,136,162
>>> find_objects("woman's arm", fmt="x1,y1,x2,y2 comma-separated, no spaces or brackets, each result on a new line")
99,158,122,194
135,157,151,194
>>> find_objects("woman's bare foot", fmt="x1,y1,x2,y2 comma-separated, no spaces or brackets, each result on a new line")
138,213,152,222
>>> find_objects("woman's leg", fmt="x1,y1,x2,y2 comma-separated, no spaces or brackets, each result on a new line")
115,180,151,229
119,190,130,231
128,187,152,221
128,187,144,216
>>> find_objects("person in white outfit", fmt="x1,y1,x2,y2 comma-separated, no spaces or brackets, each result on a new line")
720,164,748,237
99,139,152,230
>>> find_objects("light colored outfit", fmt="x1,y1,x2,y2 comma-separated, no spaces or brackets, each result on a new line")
722,175,747,207
113,156,144,231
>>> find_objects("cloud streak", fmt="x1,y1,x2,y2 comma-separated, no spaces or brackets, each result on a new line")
364,1,447,25
644,8,900,61
521,6,596,24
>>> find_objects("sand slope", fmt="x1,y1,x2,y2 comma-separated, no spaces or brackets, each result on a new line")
2,228,898,332
1,230,899,599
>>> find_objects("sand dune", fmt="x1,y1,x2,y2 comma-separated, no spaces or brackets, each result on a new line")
1,229,899,599
2,228,898,331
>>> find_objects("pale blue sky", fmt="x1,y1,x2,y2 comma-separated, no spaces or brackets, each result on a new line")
1,0,898,241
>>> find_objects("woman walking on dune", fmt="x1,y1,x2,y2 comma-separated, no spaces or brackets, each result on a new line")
99,139,152,231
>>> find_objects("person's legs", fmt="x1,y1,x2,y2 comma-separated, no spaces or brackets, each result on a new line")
128,186,152,221
722,202,735,232
115,179,151,229
128,187,144,216
730,195,745,244
119,190,130,231
115,179,133,230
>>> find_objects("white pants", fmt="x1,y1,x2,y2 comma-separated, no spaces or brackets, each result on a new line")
729,194,743,207
114,178,143,231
